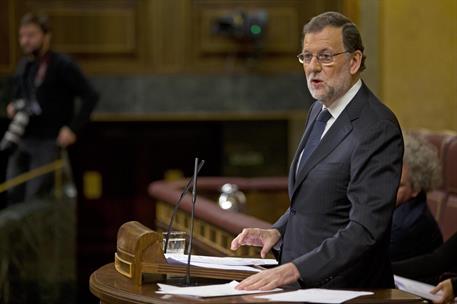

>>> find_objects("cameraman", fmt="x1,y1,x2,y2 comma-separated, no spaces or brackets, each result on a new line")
2,12,98,204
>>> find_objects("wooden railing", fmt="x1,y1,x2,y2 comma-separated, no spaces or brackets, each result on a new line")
0,159,65,199
149,177,289,257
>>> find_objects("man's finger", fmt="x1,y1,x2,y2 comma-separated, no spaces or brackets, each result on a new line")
230,237,241,250
231,229,248,250
260,238,274,258
236,272,261,290
238,275,264,290
259,279,279,291
246,277,271,290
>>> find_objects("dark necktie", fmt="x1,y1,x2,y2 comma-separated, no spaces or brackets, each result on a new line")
296,108,332,176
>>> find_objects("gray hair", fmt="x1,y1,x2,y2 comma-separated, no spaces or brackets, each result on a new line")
302,11,366,71
404,134,442,192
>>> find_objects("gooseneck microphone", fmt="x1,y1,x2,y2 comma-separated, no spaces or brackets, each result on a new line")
186,157,201,285
163,158,205,256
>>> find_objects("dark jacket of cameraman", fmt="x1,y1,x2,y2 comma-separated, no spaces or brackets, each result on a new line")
12,50,98,139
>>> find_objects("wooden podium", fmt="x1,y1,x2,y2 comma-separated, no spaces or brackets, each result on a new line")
105,221,423,304
91,263,424,304
114,221,255,285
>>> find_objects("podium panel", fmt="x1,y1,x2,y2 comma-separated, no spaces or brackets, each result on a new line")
90,263,424,304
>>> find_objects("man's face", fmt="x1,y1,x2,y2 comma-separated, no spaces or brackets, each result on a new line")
396,165,419,206
302,26,359,106
19,23,47,56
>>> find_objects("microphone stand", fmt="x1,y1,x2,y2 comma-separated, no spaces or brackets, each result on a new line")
186,157,199,285
163,159,205,254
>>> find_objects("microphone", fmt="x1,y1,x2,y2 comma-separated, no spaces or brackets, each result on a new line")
163,159,205,255
186,157,200,285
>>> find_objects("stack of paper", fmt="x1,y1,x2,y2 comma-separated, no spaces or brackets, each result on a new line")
394,275,443,302
157,281,372,303
156,280,281,297
165,253,277,272
255,289,374,303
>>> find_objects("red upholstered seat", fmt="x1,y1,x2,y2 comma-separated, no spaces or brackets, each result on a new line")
427,190,447,221
410,130,457,240
439,137,457,240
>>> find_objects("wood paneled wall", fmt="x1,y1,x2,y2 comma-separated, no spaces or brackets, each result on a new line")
3,0,346,75
0,0,16,74
380,0,457,132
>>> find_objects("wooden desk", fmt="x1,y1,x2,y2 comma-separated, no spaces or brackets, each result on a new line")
90,263,425,304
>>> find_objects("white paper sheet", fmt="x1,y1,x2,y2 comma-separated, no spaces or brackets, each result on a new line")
187,261,261,272
394,275,444,302
165,253,277,266
165,253,275,272
156,280,281,297
255,288,373,303
165,256,260,272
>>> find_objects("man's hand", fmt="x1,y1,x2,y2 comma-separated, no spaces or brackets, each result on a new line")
235,262,300,290
431,279,455,304
57,126,76,148
6,103,16,119
230,228,281,258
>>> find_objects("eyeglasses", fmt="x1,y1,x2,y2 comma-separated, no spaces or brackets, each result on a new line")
297,51,350,65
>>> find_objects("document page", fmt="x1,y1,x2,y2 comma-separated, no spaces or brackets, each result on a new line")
165,253,261,272
156,280,281,297
165,253,277,266
165,253,276,272
255,289,373,303
186,261,261,272
394,275,444,302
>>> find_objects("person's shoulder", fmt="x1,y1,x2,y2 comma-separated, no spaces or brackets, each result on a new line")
350,85,400,131
393,201,421,227
360,85,398,123
348,84,403,148
50,51,79,68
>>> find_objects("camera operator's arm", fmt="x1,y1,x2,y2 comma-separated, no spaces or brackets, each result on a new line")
67,62,98,133
58,56,99,147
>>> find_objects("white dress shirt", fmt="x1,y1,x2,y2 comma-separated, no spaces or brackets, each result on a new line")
296,79,362,175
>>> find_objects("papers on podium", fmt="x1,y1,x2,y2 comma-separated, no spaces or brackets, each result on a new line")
255,289,373,303
394,275,444,302
157,281,372,303
160,254,373,302
165,253,277,273
156,280,281,297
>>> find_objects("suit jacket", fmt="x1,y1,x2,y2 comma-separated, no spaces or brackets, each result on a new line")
272,82,403,289
390,191,443,262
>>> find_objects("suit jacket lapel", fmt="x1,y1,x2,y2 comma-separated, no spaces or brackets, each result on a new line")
288,102,322,197
291,113,352,198
290,83,368,200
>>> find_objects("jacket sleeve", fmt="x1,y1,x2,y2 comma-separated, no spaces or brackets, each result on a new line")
61,58,99,133
272,208,290,237
392,232,457,280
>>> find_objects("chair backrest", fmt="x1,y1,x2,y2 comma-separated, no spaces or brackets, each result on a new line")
410,129,457,241
439,136,457,240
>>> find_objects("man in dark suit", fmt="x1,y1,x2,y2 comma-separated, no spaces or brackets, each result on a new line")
231,11,404,290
